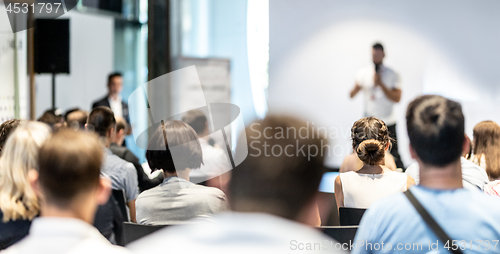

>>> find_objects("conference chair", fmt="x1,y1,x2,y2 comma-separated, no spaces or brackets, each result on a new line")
339,207,366,226
320,226,358,244
112,189,128,221
122,222,191,245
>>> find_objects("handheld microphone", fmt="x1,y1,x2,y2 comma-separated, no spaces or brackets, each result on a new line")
375,64,380,73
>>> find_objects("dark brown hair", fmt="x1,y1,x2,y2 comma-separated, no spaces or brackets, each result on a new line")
229,115,326,221
182,110,207,135
472,121,500,179
88,106,116,137
107,72,122,85
38,130,103,207
146,120,203,174
0,119,22,153
351,117,391,165
406,95,464,166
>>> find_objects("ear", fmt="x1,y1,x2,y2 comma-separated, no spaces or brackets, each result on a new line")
108,127,115,139
409,144,418,159
462,134,470,156
27,169,42,197
96,177,111,205
385,142,390,152
85,123,88,130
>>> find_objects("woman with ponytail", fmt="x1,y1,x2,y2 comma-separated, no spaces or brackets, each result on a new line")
335,117,414,209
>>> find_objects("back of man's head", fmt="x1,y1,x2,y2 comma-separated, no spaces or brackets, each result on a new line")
406,95,464,166
38,130,103,208
182,110,207,135
66,110,89,130
229,115,326,221
88,106,116,137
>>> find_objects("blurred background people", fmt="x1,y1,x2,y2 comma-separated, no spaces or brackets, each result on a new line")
3,130,131,254
182,110,231,191
128,115,339,253
109,117,162,192
0,122,51,250
87,107,139,222
471,121,500,197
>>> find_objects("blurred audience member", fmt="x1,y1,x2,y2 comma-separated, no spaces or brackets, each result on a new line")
135,120,228,225
2,130,131,254
109,117,162,192
182,110,231,191
0,122,51,250
66,109,88,130
87,107,139,222
37,109,66,131
353,95,500,254
335,117,414,209
471,121,500,197
128,115,338,253
0,119,22,156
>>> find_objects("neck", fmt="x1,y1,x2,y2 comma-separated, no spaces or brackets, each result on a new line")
109,93,119,100
358,163,385,174
419,159,463,189
100,136,111,148
164,168,191,181
40,198,95,224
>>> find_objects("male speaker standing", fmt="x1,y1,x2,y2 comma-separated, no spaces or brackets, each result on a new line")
350,43,403,169
92,72,130,125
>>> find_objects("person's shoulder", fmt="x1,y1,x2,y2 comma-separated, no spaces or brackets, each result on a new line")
192,184,226,196
92,96,108,107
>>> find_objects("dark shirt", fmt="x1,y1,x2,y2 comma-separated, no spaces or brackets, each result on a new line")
0,210,31,250
109,143,163,192
93,194,125,245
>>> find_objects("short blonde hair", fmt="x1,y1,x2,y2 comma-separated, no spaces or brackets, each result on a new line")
0,122,51,222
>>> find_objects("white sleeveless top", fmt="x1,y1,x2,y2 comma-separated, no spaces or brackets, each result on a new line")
340,171,408,208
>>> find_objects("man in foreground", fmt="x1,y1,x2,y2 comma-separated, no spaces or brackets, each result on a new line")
353,95,500,253
3,130,130,254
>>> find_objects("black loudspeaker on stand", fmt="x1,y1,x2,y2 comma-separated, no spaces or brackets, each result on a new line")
34,19,70,109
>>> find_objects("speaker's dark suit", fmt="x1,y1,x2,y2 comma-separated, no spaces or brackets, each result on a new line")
92,96,130,124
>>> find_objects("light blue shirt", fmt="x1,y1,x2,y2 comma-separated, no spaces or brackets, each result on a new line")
101,148,139,202
353,186,500,254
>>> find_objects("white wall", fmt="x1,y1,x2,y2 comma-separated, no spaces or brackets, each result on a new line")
35,11,114,117
269,0,500,168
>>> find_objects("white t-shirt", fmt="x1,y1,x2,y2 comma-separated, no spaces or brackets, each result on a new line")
405,157,489,190
354,64,401,125
340,171,408,208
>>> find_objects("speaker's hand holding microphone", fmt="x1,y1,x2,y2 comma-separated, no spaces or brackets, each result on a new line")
373,64,381,87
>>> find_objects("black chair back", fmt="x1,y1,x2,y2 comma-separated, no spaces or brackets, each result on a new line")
320,226,358,244
112,189,128,221
122,222,167,245
339,207,366,226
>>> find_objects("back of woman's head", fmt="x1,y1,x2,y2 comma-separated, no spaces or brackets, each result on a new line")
472,121,500,179
0,121,51,222
146,120,203,174
351,117,390,165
